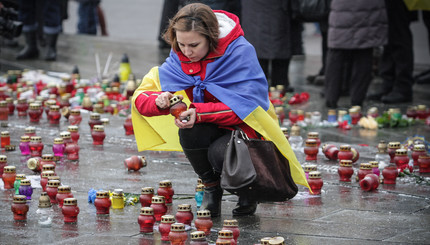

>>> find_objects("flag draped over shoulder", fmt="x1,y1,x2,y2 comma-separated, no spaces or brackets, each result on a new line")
131,36,310,188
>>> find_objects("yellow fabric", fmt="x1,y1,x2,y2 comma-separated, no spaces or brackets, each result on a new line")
404,0,430,10
132,67,309,189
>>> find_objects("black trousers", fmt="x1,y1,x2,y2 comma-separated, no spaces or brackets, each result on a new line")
258,58,291,87
179,124,230,173
379,0,414,96
325,48,373,106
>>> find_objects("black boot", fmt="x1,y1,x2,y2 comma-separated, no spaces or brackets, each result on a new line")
232,196,257,216
16,31,39,60
44,34,58,61
183,148,223,217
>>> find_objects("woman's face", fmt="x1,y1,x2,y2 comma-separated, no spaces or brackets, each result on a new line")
176,31,209,62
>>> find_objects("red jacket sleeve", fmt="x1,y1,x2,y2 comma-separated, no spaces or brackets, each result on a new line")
190,102,243,126
134,91,170,117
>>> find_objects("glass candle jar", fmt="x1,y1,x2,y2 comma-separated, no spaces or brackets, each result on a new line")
94,191,111,215
322,144,339,160
40,171,55,192
29,136,44,157
406,105,417,119
195,210,213,236
123,114,134,135
44,99,56,118
0,100,9,120
68,109,82,125
394,149,409,169
288,124,303,151
28,103,43,123
375,140,391,169
338,145,353,161
195,184,204,208
60,131,73,146
303,164,317,180
416,105,428,120
93,103,104,114
2,166,16,189
159,215,176,241
111,189,125,209
56,186,74,208
88,113,102,131
358,163,373,181
52,138,65,158
150,196,167,221
169,96,188,120
307,132,321,147
6,97,14,115
304,139,318,161
46,179,61,204
0,155,6,175
48,105,61,124
382,165,398,184
1,131,10,148
25,126,36,137
18,179,33,200
349,107,360,125
289,110,298,124
14,174,26,195
67,125,80,144
16,98,28,117
359,174,379,191
338,160,353,182
40,154,56,169
169,223,188,245
91,125,106,145
369,161,380,176
216,230,236,245
222,219,240,243
65,142,80,161
327,109,337,123
308,171,323,195
138,207,156,234
139,187,154,207
175,204,193,226
11,195,29,221
387,142,401,163
418,155,430,173
19,136,31,155
158,180,174,205
412,144,427,167
124,155,147,171
62,198,80,223
190,231,208,245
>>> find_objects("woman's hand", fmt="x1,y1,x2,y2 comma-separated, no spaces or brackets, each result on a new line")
175,108,196,129
155,92,183,109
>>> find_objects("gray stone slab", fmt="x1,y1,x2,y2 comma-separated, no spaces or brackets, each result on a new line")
384,229,430,244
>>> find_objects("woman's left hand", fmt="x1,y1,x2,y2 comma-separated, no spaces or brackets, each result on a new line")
175,108,196,129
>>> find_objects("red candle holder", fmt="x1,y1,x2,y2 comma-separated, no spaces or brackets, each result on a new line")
6,97,14,115
169,223,188,245
46,180,61,204
0,155,6,175
159,215,176,241
387,142,401,163
138,207,156,233
338,160,354,182
195,210,213,236
40,171,55,192
222,219,240,243
338,145,353,161
359,174,379,191
48,105,61,124
303,164,317,180
418,155,430,173
307,132,321,147
150,196,167,222
88,113,102,131
351,147,360,163
416,105,428,119
124,155,147,171
358,163,372,181
304,139,318,161
68,109,82,125
44,99,56,118
411,144,426,167
11,195,29,221
139,187,154,207
40,154,56,169
190,231,208,245
60,131,74,146
216,230,236,245
16,98,28,117
91,125,106,145
56,186,74,208
157,180,174,205
308,171,323,195
28,103,43,123
68,126,80,144
1,131,10,148
62,198,80,223
289,110,298,123
394,149,409,170
0,101,8,121
370,161,380,176
29,136,44,157
169,96,187,120
2,166,17,189
94,191,111,215
175,204,193,226
123,114,134,135
65,143,80,161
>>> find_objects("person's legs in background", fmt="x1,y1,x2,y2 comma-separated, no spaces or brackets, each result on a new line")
43,0,62,61
349,48,373,106
77,0,98,35
324,48,345,108
272,58,294,93
16,0,39,60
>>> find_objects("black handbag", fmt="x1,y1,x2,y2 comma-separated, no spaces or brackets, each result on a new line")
221,129,298,202
290,0,331,22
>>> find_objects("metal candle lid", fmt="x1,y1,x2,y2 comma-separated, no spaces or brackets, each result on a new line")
339,160,352,167
161,215,175,223
197,209,211,218
413,144,425,151
63,198,77,206
177,204,191,212
169,96,182,106
261,237,272,245
41,171,55,178
4,166,16,173
16,174,26,180
269,236,286,245
54,138,64,144
388,142,401,149
305,139,317,147
60,131,71,139
20,179,31,186
151,196,165,204
13,195,27,204
359,163,372,170
140,207,154,215
290,124,301,136
29,103,41,110
47,179,61,187
49,105,60,112
25,126,35,134
369,161,379,168
30,136,42,143
21,135,30,142
308,171,321,179
191,231,206,240
42,154,54,161
58,185,71,193
218,230,233,239
48,176,60,181
223,219,238,227
1,131,10,137
0,101,7,107
90,113,101,120
93,125,105,132
304,164,317,172
67,125,79,132
70,109,81,115
339,145,351,151
307,132,319,139
0,155,7,162
38,192,52,208
141,187,154,195
395,149,407,156
159,180,172,188
195,184,204,192
170,223,185,232
96,191,109,198
377,140,387,153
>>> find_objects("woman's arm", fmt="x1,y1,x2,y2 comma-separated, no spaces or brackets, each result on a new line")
134,91,170,117
190,102,243,126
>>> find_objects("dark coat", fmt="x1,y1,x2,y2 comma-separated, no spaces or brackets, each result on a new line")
328,0,388,49
241,0,292,59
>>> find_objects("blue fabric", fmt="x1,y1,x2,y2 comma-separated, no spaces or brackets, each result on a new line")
158,36,269,120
